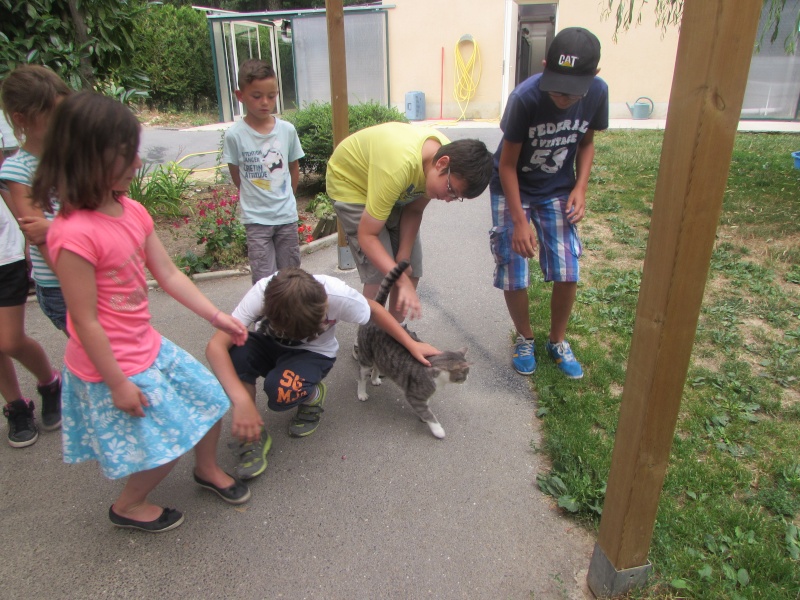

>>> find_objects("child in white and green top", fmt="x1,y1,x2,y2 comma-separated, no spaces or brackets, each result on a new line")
0,65,67,446
0,65,71,332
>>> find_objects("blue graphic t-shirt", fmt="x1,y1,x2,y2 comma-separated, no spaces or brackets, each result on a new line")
490,73,609,205
222,117,305,225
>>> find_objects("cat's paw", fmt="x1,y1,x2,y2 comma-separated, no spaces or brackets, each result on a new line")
357,379,369,401
428,422,445,439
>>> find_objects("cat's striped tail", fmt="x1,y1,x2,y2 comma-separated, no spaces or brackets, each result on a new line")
374,260,410,306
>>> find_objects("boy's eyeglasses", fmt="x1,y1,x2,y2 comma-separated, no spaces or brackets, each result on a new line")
446,169,464,202
548,91,585,101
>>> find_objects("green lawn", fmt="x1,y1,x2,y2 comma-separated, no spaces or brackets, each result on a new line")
530,130,800,599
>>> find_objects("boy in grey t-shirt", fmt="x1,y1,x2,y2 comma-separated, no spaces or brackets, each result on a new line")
222,59,305,283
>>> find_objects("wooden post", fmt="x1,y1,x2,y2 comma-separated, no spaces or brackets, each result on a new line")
326,0,349,146
586,0,763,596
325,0,355,268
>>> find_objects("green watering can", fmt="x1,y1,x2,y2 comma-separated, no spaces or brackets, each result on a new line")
626,96,654,119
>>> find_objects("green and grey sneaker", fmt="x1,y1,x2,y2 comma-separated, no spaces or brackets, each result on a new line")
229,428,272,480
289,382,327,437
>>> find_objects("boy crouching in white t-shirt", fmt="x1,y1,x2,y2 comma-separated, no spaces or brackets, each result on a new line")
206,267,440,479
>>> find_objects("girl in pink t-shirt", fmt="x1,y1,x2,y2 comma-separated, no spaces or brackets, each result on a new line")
34,91,250,533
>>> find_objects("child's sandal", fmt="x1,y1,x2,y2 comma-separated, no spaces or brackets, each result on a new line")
109,506,184,533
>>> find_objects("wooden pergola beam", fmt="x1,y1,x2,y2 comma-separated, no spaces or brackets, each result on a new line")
325,0,355,268
587,0,763,596
326,0,349,147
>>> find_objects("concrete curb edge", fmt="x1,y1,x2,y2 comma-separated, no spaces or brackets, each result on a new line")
146,232,339,289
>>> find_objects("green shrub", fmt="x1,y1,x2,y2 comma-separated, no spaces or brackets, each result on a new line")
283,102,407,176
125,4,215,110
306,192,335,219
129,161,192,217
0,0,144,90
175,250,214,277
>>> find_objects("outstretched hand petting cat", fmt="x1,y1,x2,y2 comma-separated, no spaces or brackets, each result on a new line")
366,297,440,366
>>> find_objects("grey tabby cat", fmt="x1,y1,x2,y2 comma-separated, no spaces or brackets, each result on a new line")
356,260,470,439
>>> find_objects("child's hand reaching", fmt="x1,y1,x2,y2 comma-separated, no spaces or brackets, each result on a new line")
110,379,150,417
18,216,51,245
211,312,248,346
409,342,442,367
396,281,422,321
231,400,264,442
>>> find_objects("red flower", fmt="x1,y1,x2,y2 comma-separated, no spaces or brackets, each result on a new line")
183,216,190,224
305,225,313,232
216,218,224,225
298,226,304,233
199,209,206,217
201,237,208,243
305,235,314,243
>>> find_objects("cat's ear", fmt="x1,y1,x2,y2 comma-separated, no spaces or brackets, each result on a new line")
458,347,468,356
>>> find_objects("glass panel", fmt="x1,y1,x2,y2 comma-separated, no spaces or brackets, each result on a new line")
223,22,278,118
742,4,800,119
278,37,297,110
293,12,387,107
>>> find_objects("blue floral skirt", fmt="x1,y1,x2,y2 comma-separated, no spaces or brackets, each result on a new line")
61,337,230,480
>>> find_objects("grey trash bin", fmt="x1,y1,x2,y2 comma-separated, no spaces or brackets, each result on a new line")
405,91,425,121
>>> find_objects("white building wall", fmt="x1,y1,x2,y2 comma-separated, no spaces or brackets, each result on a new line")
388,0,680,120
387,0,507,120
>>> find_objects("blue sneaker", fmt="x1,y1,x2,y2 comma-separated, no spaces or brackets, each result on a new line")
512,335,536,375
546,340,584,379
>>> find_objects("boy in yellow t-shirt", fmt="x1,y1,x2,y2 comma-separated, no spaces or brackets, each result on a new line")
326,121,492,325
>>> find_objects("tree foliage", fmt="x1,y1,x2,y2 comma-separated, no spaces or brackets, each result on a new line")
125,3,216,110
161,0,363,11
603,0,800,52
0,0,145,89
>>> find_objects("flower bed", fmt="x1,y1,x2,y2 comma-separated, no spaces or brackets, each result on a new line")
156,183,325,276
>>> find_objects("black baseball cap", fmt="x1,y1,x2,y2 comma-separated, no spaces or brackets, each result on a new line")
539,27,601,96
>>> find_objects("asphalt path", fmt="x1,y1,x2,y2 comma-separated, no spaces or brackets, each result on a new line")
2,126,595,599
140,127,226,171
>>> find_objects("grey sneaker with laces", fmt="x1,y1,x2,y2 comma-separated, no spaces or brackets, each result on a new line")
3,398,39,448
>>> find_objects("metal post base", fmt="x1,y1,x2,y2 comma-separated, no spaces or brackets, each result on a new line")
586,543,652,598
337,245,356,270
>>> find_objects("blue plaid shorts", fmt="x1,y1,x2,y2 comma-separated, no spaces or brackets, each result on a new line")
489,192,582,291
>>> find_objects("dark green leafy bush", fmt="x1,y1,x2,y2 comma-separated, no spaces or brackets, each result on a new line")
283,102,408,176
306,193,335,219
125,4,216,110
0,0,143,90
